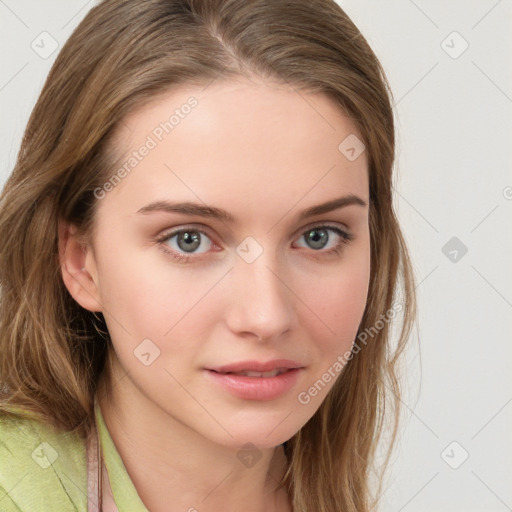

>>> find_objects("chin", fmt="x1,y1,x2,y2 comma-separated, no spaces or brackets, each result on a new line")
203,411,308,451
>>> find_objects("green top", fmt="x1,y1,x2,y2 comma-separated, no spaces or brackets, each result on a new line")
0,399,148,511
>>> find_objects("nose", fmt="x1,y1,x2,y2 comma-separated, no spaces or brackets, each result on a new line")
224,251,295,342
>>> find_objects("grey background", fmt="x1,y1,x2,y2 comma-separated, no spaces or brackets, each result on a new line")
0,1,511,510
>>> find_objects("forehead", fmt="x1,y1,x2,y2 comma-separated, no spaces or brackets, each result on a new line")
100,77,369,222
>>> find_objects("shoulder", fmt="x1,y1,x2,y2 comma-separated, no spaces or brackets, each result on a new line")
0,408,88,512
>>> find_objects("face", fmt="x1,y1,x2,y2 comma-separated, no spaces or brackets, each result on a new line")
63,76,370,450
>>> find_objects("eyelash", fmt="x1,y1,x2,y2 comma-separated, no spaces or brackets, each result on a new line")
155,223,354,264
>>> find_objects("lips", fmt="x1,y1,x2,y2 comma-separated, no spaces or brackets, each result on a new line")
223,368,287,377
207,359,304,375
205,366,303,401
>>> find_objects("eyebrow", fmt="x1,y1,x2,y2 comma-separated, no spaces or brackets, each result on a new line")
136,194,367,223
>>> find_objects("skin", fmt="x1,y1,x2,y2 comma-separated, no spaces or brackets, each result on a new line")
59,76,370,512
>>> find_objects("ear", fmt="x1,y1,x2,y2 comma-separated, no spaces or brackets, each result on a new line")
58,218,103,312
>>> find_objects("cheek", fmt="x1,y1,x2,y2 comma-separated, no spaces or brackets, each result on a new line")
306,257,370,355
95,246,219,348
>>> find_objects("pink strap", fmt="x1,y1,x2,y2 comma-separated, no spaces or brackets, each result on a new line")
87,419,119,511
86,422,102,512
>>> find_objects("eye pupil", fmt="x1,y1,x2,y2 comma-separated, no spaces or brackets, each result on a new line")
306,228,328,250
178,231,201,252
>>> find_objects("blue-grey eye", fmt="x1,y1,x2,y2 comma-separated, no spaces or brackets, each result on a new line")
165,229,213,254
297,226,349,251
304,228,329,250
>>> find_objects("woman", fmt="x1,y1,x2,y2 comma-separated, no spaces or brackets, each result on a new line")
0,0,416,510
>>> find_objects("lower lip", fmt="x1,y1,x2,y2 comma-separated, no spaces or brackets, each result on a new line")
205,368,302,401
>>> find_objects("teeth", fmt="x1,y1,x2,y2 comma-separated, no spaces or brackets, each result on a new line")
228,368,287,378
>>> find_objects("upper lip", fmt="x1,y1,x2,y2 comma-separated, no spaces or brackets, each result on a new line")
207,359,304,373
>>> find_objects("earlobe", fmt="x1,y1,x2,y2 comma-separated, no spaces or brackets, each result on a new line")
58,218,103,313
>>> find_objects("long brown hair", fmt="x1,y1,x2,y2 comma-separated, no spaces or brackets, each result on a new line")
0,1,416,510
